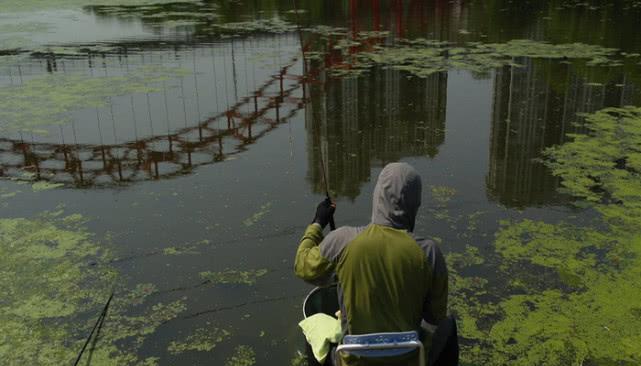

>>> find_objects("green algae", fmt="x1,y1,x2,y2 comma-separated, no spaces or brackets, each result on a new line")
242,202,272,227
0,187,20,203
486,227,641,365
225,345,256,366
211,18,296,35
430,185,457,205
0,0,201,13
447,245,484,268
200,269,268,285
494,219,601,285
290,350,308,366
85,2,218,30
451,105,641,365
30,44,121,55
544,106,641,229
0,65,190,134
446,244,493,344
121,283,157,305
162,239,209,256
0,212,188,365
0,22,51,52
0,213,112,364
163,246,197,255
327,39,625,79
167,327,231,355
0,22,51,35
31,181,64,191
303,25,348,38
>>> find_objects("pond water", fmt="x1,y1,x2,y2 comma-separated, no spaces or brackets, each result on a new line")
1,1,641,365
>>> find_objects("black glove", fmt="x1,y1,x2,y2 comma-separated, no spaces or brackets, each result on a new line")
312,198,336,229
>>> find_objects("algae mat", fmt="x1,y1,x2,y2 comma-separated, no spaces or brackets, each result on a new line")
0,0,202,13
323,38,633,78
0,66,190,134
448,107,641,365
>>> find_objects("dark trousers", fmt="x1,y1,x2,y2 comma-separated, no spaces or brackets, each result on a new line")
427,316,459,366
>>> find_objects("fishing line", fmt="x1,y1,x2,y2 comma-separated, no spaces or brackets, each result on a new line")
73,291,114,366
292,0,336,230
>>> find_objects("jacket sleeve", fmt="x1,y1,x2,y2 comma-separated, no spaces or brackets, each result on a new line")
422,242,448,324
294,224,336,286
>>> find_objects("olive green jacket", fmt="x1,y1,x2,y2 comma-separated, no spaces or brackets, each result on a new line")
295,163,448,335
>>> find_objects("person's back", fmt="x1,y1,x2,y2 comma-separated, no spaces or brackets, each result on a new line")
294,162,451,364
337,224,428,334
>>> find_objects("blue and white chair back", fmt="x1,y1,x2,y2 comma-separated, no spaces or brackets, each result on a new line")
336,330,425,366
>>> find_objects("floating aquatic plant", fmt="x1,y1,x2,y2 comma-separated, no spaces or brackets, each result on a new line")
211,18,296,35
0,211,188,364
31,181,64,192
162,239,210,256
0,0,202,13
324,39,626,79
242,202,272,227
544,106,641,229
200,269,268,285
484,222,641,365
225,345,256,366
450,105,641,365
85,2,218,30
167,327,231,354
430,185,457,205
447,245,484,268
0,65,190,134
290,350,308,366
0,22,51,52
0,22,51,34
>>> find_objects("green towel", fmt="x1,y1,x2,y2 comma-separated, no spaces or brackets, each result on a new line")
299,313,343,363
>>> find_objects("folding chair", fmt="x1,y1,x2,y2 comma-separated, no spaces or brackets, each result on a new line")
335,331,425,366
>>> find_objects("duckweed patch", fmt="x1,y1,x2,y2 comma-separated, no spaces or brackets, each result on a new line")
243,202,272,227
162,239,210,256
290,350,308,366
85,2,219,30
225,345,256,366
31,181,64,191
0,22,51,34
0,65,190,134
0,22,51,52
212,18,296,35
0,0,202,13
453,105,641,365
0,212,188,364
544,106,641,229
167,327,231,355
447,245,484,268
0,186,20,203
447,246,494,344
200,269,268,285
484,224,641,365
430,185,457,205
325,39,625,78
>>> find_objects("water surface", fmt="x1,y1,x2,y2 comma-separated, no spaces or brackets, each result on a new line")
1,1,640,365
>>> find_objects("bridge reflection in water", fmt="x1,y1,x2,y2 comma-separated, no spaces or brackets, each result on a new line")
1,25,640,204
0,34,310,187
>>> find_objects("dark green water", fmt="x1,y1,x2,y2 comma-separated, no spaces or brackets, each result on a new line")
1,1,640,365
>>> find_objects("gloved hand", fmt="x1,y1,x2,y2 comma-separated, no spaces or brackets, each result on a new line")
312,198,336,229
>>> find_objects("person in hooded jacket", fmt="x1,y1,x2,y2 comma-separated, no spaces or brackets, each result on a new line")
294,162,458,366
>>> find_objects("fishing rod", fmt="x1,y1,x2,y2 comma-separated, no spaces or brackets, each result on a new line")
318,144,336,231
73,291,114,366
291,0,336,231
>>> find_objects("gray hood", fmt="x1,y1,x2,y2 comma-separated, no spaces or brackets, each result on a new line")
371,162,422,232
